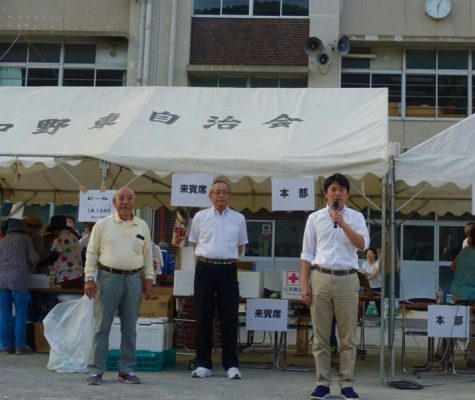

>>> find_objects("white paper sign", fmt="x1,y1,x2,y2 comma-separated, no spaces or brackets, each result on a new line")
78,190,116,222
427,304,469,338
171,173,213,207
281,270,302,300
246,298,288,332
271,177,315,211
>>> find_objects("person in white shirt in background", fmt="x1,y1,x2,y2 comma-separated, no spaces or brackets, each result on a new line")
450,221,475,272
151,242,164,282
360,248,381,316
462,221,475,249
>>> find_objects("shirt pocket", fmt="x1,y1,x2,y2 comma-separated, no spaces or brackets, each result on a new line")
225,224,241,247
133,236,145,255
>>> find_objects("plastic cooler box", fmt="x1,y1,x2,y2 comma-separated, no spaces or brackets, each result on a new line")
109,317,172,352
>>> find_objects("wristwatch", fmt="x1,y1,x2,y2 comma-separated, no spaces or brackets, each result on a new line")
84,276,95,283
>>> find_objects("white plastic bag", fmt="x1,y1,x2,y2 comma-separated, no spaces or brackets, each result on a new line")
43,295,95,373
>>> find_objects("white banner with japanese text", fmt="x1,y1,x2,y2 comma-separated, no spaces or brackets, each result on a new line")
427,304,469,338
271,177,315,211
246,298,288,332
171,173,213,207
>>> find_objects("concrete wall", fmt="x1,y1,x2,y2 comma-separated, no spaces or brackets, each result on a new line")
0,0,130,35
341,0,475,40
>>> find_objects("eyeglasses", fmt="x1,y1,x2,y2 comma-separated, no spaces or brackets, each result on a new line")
211,191,230,196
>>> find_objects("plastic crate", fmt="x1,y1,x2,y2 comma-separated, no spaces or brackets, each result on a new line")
106,349,176,372
164,348,176,369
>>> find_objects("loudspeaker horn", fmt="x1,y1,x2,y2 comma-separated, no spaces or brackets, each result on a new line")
304,36,325,57
317,52,330,65
337,36,351,55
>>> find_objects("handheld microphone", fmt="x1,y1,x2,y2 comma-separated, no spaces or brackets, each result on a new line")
333,201,339,228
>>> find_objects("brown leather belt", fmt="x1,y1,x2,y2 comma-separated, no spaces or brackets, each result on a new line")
197,256,236,265
99,264,142,275
311,264,357,276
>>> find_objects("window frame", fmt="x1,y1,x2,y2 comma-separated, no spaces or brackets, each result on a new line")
189,74,308,88
193,0,309,18
0,42,127,87
341,62,402,118
341,48,475,121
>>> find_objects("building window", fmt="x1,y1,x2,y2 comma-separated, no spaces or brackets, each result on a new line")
402,225,434,261
0,41,126,87
194,0,308,16
29,43,61,63
244,219,306,258
439,225,464,262
341,53,402,117
63,69,95,86
246,220,274,257
64,44,96,64
95,70,126,86
190,75,307,88
406,49,468,119
27,68,59,86
274,219,305,257
342,47,473,120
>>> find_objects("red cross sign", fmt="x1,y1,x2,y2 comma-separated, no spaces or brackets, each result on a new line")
286,271,300,286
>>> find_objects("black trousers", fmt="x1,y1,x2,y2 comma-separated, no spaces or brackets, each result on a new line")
193,261,239,370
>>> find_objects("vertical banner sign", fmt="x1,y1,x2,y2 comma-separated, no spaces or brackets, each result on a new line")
271,177,315,211
246,299,288,332
78,190,116,222
171,173,213,207
172,211,188,248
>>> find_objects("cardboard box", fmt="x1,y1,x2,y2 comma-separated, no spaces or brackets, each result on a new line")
177,246,195,271
173,270,195,296
238,271,263,298
30,274,50,289
281,270,302,300
109,317,174,352
34,322,50,353
237,261,254,271
139,294,174,321
154,286,174,297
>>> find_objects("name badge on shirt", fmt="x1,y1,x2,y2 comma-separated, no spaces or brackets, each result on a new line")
133,234,144,255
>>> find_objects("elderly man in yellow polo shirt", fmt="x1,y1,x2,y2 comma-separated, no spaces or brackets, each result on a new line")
84,187,154,386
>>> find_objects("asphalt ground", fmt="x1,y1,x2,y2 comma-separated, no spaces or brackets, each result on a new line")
1,323,475,400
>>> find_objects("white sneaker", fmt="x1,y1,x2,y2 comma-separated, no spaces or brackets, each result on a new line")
226,367,242,380
191,367,212,378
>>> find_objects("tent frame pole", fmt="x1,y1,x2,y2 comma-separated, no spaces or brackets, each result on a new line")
378,174,387,383
388,156,397,380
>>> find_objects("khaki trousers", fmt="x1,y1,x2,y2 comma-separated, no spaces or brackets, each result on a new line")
310,269,359,389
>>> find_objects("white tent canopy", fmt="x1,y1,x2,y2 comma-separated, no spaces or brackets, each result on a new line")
0,86,388,208
395,112,475,215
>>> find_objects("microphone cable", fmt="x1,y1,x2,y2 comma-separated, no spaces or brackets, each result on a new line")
388,379,423,390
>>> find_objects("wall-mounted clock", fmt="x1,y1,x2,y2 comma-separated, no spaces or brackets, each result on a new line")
425,0,452,20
